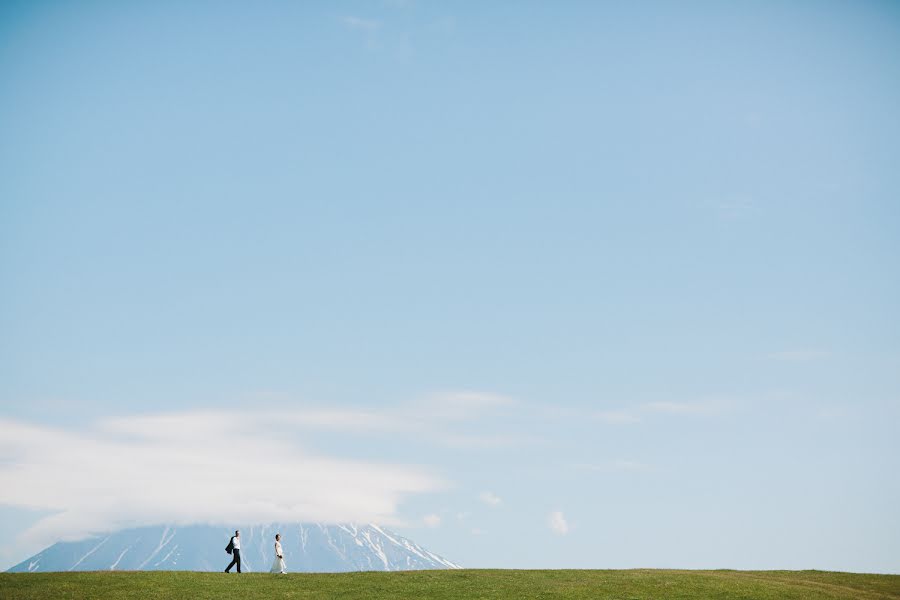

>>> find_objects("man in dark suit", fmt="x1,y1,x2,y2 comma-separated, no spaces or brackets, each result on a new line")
225,530,242,573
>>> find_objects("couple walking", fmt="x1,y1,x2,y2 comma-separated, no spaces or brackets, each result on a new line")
225,529,287,574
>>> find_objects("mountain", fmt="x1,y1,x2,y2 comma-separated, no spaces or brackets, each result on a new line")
8,523,461,573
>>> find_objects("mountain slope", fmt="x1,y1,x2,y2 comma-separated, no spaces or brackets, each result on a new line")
8,523,460,573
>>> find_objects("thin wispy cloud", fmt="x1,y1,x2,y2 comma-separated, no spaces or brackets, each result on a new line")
712,194,756,220
768,349,831,362
574,460,650,473
594,410,641,425
594,399,731,424
642,400,729,416
340,16,381,32
409,392,529,449
423,514,441,528
98,391,526,451
817,406,853,420
418,391,516,421
431,432,536,450
479,491,502,507
99,409,407,438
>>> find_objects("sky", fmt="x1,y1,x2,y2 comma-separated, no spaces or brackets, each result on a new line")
1,0,899,574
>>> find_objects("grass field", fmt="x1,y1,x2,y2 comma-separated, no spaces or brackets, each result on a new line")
2,569,899,600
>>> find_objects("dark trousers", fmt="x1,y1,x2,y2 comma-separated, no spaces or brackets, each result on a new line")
225,549,241,573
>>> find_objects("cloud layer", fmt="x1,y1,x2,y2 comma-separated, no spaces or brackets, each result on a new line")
0,412,443,547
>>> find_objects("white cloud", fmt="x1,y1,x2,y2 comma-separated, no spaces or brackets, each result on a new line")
594,410,640,425
470,528,485,536
0,414,443,548
423,514,441,528
340,16,380,32
456,511,470,521
548,511,569,535
479,491,502,507
768,349,831,362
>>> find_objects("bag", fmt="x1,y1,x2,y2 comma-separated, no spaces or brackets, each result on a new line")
226,538,234,555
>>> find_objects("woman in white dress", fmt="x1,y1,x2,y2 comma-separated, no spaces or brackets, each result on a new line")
270,533,287,574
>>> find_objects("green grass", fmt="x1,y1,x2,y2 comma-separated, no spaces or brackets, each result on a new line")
1,569,899,600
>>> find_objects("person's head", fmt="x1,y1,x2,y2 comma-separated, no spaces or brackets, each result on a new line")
275,533,281,541
235,530,240,537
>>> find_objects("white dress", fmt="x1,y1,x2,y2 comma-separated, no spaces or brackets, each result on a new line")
270,540,287,574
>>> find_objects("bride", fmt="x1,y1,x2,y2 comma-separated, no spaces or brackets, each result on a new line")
270,533,287,574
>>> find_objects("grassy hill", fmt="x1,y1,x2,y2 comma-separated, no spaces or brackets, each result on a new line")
1,569,899,599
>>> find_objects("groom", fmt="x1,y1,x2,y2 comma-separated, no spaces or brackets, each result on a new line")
225,530,241,573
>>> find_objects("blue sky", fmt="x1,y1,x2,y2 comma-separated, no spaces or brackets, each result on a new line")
1,0,899,573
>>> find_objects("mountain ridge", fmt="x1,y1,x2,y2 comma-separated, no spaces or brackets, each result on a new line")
8,523,460,573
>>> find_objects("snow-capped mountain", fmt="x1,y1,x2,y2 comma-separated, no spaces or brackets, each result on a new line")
8,523,460,573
